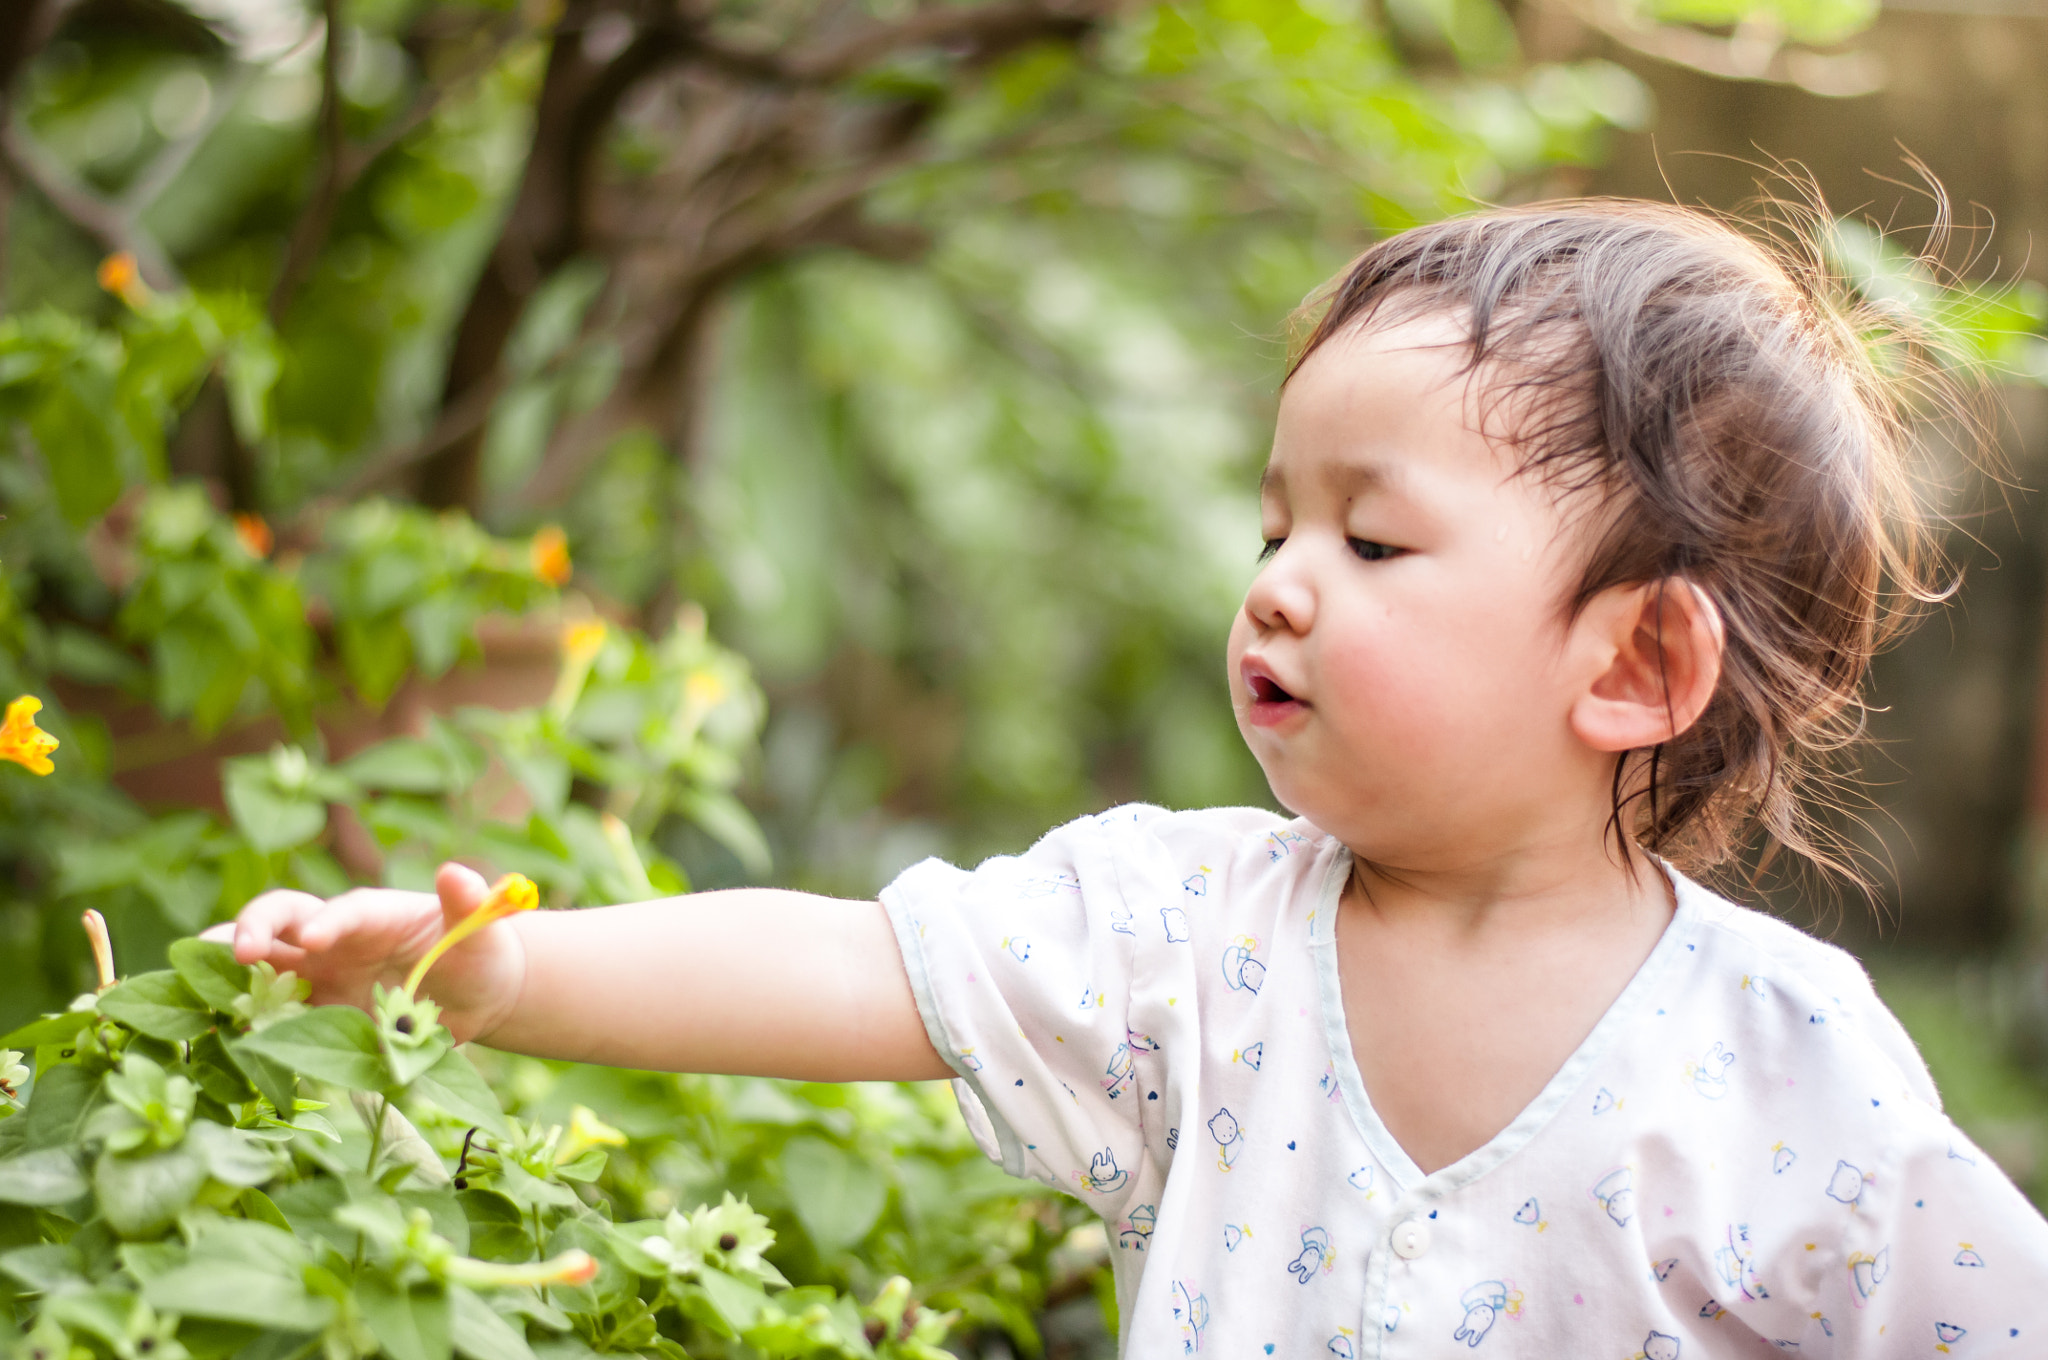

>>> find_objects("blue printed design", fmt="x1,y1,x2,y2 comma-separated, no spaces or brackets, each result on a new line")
1687,1042,1736,1099
1103,1043,1135,1100
1826,1160,1867,1207
1454,1282,1511,1348
1222,935,1266,993
1287,1227,1331,1283
1772,1144,1797,1174
1161,907,1191,943
1172,1281,1208,1354
1592,1167,1635,1228
1714,1223,1769,1301
1234,1042,1264,1070
1118,1204,1155,1250
1208,1108,1245,1170
1074,1148,1128,1194
1223,1223,1248,1252
1643,1332,1681,1360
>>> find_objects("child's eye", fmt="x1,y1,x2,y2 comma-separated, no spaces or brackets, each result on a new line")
1348,538,1401,562
1258,538,1284,563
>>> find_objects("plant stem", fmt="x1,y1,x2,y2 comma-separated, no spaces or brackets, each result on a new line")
366,1094,387,1176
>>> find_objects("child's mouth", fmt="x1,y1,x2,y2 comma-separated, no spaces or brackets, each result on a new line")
1242,664,1306,725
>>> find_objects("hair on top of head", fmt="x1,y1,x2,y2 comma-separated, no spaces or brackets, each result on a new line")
1287,187,1984,896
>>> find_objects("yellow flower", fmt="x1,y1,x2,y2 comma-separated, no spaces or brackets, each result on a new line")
97,252,151,306
556,1104,627,1165
404,873,540,996
548,619,607,721
233,512,274,558
530,525,572,586
562,619,606,664
0,696,58,775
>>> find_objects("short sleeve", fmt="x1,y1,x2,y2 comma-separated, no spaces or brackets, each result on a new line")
882,807,1170,1211
1836,1107,2048,1354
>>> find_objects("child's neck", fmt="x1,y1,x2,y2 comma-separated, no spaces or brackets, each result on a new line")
1333,830,1676,1175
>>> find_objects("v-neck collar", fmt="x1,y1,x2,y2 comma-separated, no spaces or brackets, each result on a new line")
1304,843,1704,1198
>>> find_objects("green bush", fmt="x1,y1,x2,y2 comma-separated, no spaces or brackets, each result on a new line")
0,926,1100,1360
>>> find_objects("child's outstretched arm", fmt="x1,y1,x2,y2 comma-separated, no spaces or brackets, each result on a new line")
210,863,952,1082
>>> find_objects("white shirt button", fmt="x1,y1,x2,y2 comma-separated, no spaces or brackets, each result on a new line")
1390,1218,1431,1260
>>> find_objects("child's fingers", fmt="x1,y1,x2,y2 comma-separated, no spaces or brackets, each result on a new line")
231,889,326,964
434,861,491,929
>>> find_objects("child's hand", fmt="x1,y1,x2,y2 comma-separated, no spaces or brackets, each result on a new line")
202,863,525,1045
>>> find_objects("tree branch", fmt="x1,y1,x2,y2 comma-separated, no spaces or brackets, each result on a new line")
0,122,182,286
1543,0,1885,98
267,1,349,324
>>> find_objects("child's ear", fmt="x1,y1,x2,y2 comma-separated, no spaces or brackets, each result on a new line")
1569,577,1725,754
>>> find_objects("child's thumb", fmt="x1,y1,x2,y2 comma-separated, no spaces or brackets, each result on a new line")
434,862,492,930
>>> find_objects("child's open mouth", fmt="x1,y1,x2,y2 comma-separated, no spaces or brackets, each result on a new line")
1241,662,1307,725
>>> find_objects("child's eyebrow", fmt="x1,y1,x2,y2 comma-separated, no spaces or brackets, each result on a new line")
1258,461,1398,499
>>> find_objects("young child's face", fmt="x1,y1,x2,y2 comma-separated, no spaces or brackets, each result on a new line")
1226,311,1615,866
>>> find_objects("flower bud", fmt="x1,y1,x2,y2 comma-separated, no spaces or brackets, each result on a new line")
445,1248,598,1290
404,873,541,996
82,909,115,991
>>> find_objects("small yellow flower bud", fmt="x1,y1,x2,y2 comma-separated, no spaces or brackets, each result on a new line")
404,873,541,996
82,909,116,991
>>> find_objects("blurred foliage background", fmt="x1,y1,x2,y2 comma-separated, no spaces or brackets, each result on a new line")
4,0,2048,1348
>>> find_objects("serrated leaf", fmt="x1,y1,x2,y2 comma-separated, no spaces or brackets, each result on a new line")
99,971,214,1041
170,939,252,1012
0,1148,88,1205
237,1007,389,1091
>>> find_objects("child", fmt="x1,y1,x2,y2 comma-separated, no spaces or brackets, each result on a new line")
217,201,2048,1356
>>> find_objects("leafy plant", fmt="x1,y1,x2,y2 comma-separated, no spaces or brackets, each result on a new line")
0,917,1012,1360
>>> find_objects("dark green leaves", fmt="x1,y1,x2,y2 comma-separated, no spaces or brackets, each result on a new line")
98,971,213,1041
170,939,253,1012
236,1007,388,1091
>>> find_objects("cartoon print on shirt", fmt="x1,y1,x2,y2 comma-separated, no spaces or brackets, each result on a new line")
1825,1160,1869,1207
1713,1223,1769,1301
1104,1043,1135,1099
1019,873,1082,898
956,1047,982,1072
1592,1166,1636,1228
1171,1280,1208,1354
1078,987,1106,1010
1592,1087,1622,1115
1183,869,1211,897
1347,1165,1376,1195
1329,1330,1355,1358
1264,829,1308,860
1110,907,1135,936
1118,1204,1156,1251
1651,1258,1679,1282
1223,1223,1251,1253
1319,1062,1342,1102
1074,1148,1128,1194
1127,1029,1161,1053
1002,935,1031,962
1935,1322,1967,1349
1740,974,1770,1000
1287,1226,1332,1283
1453,1281,1519,1348
1208,1107,1246,1170
1771,1143,1797,1174
1639,1332,1682,1360
1234,1041,1264,1070
1161,907,1191,943
1847,1247,1889,1304
1955,1244,1986,1267
1686,1042,1736,1099
1222,935,1266,994
1513,1198,1546,1230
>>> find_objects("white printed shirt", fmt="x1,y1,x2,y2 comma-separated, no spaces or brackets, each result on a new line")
881,804,2048,1359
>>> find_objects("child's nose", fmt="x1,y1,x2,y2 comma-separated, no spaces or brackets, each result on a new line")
1244,551,1315,634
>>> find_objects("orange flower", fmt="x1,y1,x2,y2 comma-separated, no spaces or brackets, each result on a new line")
0,696,59,775
404,873,541,995
96,253,150,306
233,513,274,559
530,525,572,586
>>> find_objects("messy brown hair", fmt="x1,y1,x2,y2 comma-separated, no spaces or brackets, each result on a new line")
1289,197,1966,887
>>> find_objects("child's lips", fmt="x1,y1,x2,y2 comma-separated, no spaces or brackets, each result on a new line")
1241,662,1308,727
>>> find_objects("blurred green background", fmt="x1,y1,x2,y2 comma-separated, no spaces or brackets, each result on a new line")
3,0,2048,1323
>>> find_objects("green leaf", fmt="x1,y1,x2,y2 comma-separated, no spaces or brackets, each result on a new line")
171,939,253,1012
340,738,461,794
99,971,215,1041
685,1268,772,1336
13,1063,97,1150
0,1148,88,1205
778,1137,887,1255
189,1121,281,1186
356,1276,452,1360
410,1047,507,1137
226,1037,300,1116
239,1188,293,1233
449,1285,536,1360
0,1010,96,1049
143,1262,336,1332
190,1031,258,1105
456,1190,529,1264
94,1144,208,1238
223,756,330,855
237,1007,389,1091
0,1242,86,1291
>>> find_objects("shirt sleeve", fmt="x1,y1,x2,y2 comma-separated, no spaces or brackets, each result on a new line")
1836,1106,2048,1355
881,807,1166,1213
